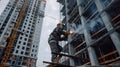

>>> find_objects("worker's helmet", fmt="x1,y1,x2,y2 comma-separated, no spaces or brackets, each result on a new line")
57,22,64,27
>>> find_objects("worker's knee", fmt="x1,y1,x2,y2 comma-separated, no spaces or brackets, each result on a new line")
48,41,57,50
48,39,57,43
48,40,58,46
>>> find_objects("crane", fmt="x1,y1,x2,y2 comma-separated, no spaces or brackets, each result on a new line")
0,0,27,66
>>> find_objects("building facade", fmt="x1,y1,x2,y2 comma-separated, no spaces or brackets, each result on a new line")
57,0,120,66
0,0,46,67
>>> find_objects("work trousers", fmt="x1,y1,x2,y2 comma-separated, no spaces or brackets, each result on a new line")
48,39,62,62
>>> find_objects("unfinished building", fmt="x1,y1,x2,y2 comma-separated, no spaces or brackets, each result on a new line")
46,0,120,66
0,0,46,67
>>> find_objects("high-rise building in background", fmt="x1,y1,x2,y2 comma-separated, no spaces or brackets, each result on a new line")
57,0,120,66
0,0,46,67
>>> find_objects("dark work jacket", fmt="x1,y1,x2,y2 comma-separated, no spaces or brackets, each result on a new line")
48,26,68,42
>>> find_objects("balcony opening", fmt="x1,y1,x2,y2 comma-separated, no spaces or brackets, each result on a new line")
93,36,119,65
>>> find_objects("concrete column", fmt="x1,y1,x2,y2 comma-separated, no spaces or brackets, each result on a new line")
65,0,75,66
81,16,99,65
68,35,75,66
76,0,99,65
94,0,120,56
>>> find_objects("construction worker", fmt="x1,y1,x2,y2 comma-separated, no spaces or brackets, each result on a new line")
48,23,69,62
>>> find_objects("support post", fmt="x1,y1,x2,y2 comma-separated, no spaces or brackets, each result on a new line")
76,0,99,65
94,0,120,56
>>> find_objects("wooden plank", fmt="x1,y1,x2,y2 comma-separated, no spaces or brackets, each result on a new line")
83,62,91,65
91,27,106,37
114,21,120,26
111,14,120,21
74,41,85,50
52,52,80,59
100,57,120,65
98,50,117,60
45,54,62,67
43,61,74,67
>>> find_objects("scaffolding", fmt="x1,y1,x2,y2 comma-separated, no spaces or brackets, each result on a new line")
44,0,120,67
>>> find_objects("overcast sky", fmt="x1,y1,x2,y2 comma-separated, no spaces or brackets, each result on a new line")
0,0,60,67
0,0,9,14
37,0,60,67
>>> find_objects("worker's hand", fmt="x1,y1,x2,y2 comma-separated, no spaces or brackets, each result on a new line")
65,32,70,35
69,31,74,35
65,31,74,35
